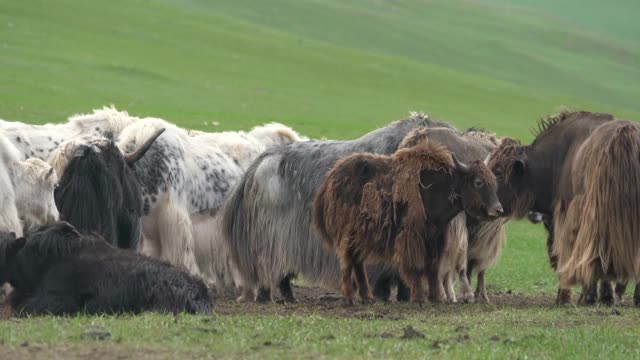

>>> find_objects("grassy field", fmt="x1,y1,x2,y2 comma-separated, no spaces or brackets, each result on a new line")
1,0,639,358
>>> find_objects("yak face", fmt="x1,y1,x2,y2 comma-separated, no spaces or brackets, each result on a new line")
454,156,502,221
13,158,60,232
55,142,142,249
487,138,527,218
54,129,163,250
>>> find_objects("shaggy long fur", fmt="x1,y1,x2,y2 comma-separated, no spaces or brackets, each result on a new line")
313,142,501,304
554,121,640,291
399,126,506,303
221,113,454,302
50,131,162,249
0,222,214,316
486,110,617,304
116,117,305,277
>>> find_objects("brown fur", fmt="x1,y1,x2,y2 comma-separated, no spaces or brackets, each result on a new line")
314,140,499,304
555,120,640,289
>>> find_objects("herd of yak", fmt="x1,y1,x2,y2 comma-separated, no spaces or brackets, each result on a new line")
0,107,638,316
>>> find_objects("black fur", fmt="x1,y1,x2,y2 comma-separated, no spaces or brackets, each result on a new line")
55,142,143,249
0,222,214,316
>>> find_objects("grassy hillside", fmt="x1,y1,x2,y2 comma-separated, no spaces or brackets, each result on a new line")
1,0,638,140
1,0,639,357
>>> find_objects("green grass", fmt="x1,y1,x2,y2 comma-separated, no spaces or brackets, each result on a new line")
1,0,639,358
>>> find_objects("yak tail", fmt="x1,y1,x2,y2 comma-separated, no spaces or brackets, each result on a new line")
560,121,640,286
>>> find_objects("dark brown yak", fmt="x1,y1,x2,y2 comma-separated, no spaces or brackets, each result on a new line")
553,120,640,304
398,126,506,303
486,110,634,305
313,140,502,305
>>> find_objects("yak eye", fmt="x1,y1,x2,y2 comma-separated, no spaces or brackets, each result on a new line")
494,168,503,177
473,178,484,189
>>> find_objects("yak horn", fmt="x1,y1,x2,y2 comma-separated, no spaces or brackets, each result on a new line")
451,153,469,174
125,128,165,165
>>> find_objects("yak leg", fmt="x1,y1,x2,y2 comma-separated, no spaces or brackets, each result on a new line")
255,286,273,303
466,261,475,287
578,279,597,305
278,273,298,304
599,280,615,306
353,261,374,305
397,278,411,302
634,283,640,307
474,271,490,303
427,270,445,303
458,269,475,303
236,287,255,303
615,281,627,302
444,273,456,303
556,288,572,305
339,253,355,306
15,293,80,317
372,273,392,303
401,269,425,305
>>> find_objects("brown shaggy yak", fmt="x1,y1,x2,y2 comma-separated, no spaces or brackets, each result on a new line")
553,120,640,304
398,126,506,304
313,140,502,305
486,110,631,305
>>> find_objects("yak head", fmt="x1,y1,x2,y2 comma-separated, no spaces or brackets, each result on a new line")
452,155,502,220
54,129,165,249
486,138,529,218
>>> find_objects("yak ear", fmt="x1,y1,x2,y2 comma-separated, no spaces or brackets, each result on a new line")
6,237,26,258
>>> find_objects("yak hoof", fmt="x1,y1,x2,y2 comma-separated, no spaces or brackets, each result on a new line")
556,289,572,306
255,288,273,303
361,298,375,305
343,298,355,307
599,293,615,306
461,293,476,304
578,293,596,306
236,294,251,303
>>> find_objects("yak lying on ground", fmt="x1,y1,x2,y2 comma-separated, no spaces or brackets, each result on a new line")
486,110,626,305
222,112,453,303
49,129,165,250
0,222,214,316
313,140,502,304
553,120,640,306
397,127,506,303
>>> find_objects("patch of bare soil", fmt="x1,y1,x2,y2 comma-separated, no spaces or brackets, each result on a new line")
215,284,640,318
0,344,212,360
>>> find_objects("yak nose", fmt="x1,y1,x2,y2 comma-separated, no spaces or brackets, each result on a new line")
488,204,504,217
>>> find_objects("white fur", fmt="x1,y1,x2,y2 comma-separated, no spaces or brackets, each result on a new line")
117,117,306,283
0,131,59,236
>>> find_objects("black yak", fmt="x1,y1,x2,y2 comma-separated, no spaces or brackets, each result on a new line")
0,222,214,316
486,110,630,305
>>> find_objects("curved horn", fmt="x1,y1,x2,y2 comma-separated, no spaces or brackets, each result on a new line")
125,128,165,165
451,153,470,174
